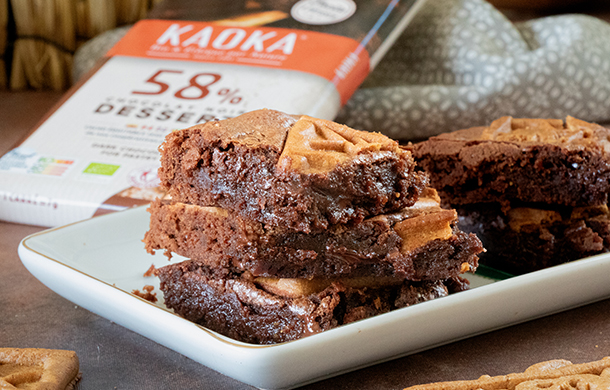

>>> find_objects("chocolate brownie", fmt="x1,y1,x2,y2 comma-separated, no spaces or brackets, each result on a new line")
144,188,482,280
409,116,610,207
158,109,428,233
456,203,610,275
410,116,610,275
156,260,466,344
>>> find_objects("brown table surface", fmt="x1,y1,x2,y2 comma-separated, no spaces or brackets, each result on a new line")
3,3,610,385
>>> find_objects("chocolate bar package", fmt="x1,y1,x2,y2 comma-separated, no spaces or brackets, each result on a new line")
0,0,425,227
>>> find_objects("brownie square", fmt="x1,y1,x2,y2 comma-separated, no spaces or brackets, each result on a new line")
456,203,610,275
159,109,428,233
144,188,482,280
409,116,610,207
156,260,464,344
410,116,610,274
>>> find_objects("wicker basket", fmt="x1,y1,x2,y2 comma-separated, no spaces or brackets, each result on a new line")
9,0,159,91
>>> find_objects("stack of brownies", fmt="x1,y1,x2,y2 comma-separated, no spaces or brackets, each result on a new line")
410,116,610,276
144,109,483,344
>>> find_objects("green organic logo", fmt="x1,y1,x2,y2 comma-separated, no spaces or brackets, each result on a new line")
83,162,120,176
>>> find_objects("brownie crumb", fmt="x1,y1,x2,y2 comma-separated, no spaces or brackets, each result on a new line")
143,264,156,277
132,285,157,303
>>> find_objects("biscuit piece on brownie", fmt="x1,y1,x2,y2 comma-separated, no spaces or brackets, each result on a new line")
0,348,80,390
403,357,610,390
409,116,610,207
144,188,482,280
158,109,427,233
156,261,467,344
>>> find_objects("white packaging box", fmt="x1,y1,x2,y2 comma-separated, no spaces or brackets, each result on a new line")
0,0,425,227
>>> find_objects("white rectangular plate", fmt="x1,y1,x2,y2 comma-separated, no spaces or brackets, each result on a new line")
18,206,610,389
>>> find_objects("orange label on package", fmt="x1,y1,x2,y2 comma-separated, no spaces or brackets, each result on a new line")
107,19,370,105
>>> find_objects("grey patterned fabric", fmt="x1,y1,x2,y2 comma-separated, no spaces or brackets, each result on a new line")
337,0,610,140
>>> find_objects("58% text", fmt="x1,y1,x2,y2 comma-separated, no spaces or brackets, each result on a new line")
131,69,243,104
